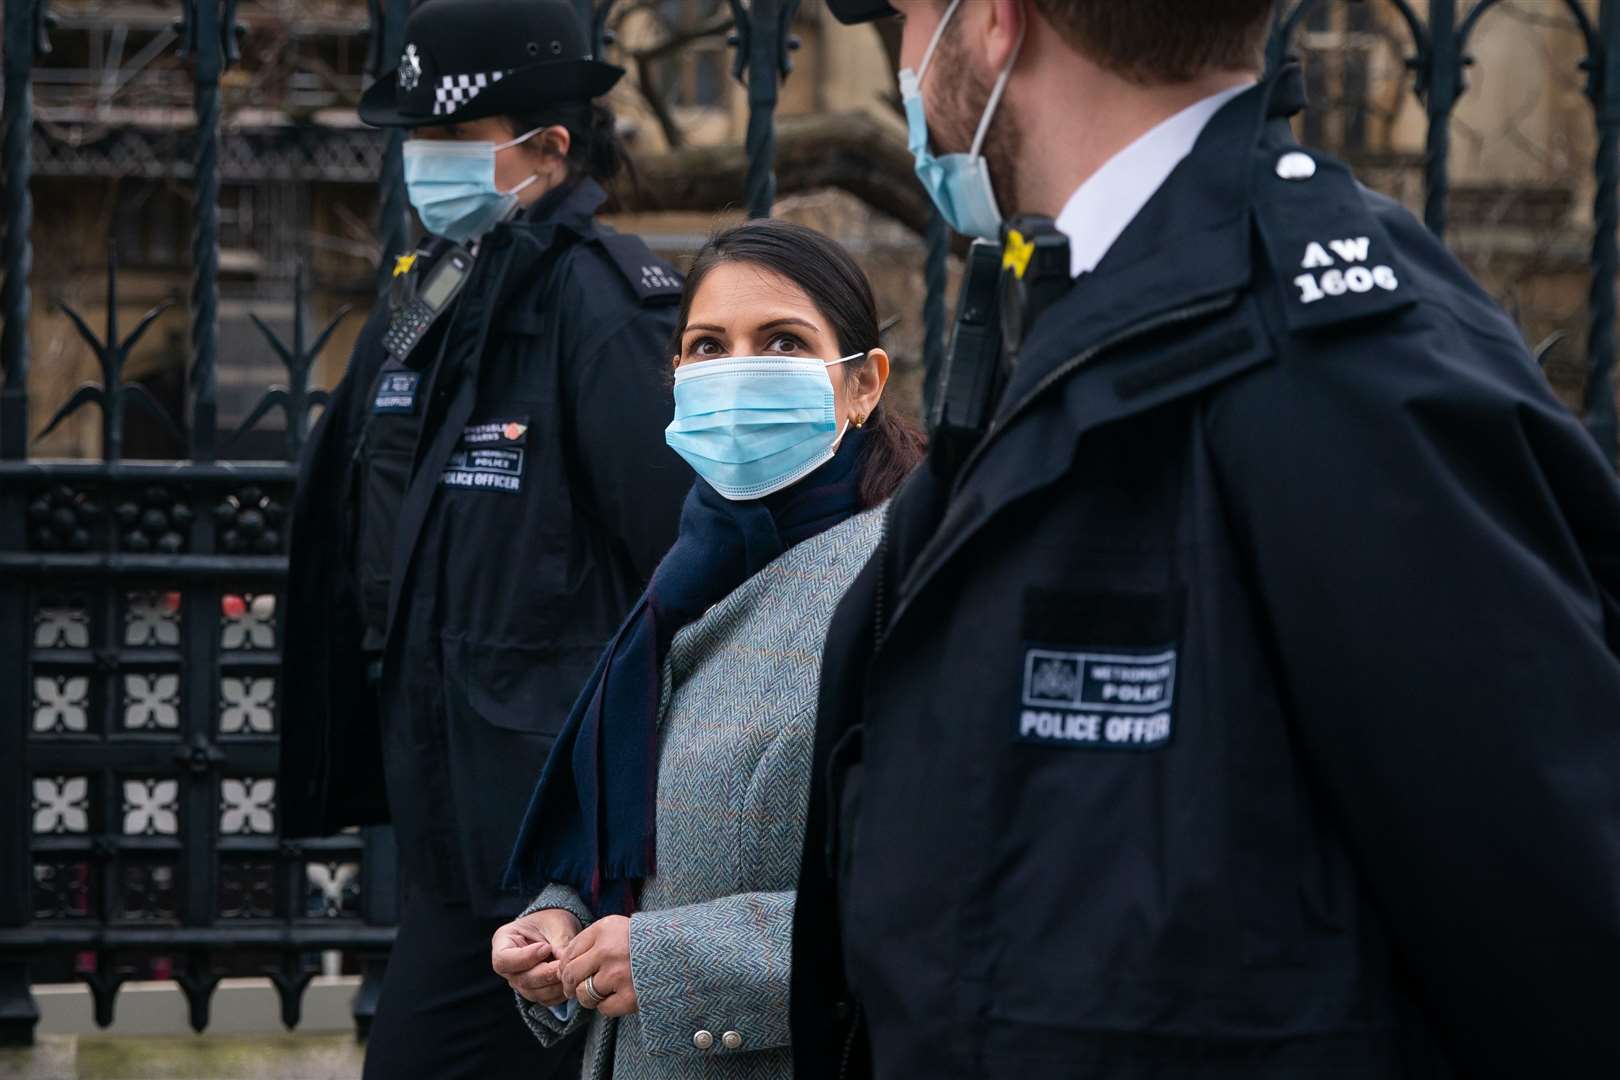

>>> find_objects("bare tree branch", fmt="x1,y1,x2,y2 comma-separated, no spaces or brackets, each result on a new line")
634,51,686,149
632,11,736,64
625,109,934,234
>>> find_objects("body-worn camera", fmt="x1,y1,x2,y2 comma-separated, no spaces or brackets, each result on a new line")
999,215,1072,369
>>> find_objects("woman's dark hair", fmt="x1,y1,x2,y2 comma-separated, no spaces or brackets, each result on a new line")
675,219,928,509
505,99,630,186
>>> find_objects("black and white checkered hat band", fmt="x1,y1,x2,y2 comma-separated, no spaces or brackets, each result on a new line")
433,71,506,116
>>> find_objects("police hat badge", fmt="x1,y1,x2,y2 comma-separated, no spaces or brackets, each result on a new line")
359,0,624,129
398,43,422,93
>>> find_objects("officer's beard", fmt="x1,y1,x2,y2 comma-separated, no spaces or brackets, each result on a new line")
929,20,1024,220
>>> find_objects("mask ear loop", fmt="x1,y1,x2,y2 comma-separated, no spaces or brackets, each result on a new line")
914,0,965,85
495,126,550,197
825,350,874,443
968,10,1028,158
494,126,546,152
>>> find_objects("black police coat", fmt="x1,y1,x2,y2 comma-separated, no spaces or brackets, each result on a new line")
281,181,690,918
792,71,1620,1078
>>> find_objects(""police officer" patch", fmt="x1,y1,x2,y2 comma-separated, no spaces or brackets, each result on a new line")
1016,646,1176,750
441,416,528,494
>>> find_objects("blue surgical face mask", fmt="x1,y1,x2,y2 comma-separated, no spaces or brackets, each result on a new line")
402,127,543,243
665,352,866,501
900,0,1026,240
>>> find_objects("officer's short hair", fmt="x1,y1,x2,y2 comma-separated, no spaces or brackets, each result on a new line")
1032,0,1273,84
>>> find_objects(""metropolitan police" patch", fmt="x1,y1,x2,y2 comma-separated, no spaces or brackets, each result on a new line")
441,416,528,494
1016,647,1176,750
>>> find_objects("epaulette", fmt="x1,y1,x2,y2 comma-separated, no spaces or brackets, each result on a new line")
594,232,684,304
1252,145,1416,335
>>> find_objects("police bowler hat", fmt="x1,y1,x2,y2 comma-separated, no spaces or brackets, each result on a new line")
358,0,624,129
825,0,897,24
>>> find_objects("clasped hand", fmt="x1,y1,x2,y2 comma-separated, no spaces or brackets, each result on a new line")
491,910,638,1017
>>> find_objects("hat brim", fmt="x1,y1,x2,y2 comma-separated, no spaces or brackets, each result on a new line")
825,0,896,24
358,59,625,128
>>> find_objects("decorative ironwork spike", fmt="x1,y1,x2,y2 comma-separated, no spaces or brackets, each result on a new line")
224,388,290,448
306,306,356,372
120,298,178,355
33,384,105,442
247,312,296,368
120,384,185,447
267,954,317,1030
176,954,221,1035
80,962,128,1029
53,298,110,369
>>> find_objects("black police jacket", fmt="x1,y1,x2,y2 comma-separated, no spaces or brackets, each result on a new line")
281,182,691,900
792,71,1620,1078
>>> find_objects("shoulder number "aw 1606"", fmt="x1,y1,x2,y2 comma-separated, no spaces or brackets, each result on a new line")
1293,236,1398,304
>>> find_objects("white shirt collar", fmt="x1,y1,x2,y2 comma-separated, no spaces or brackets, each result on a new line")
1055,83,1253,277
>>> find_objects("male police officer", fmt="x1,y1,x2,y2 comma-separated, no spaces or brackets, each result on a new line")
795,1,1620,1076
280,1,689,1076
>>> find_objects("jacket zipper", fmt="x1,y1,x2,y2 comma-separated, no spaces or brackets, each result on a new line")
873,291,1240,655
836,1004,863,1080
951,291,1240,499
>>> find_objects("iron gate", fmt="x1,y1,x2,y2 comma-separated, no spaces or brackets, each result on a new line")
2,0,1618,1045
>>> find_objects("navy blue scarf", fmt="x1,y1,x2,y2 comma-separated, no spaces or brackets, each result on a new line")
504,429,867,915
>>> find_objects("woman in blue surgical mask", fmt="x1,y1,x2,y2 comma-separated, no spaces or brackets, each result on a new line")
281,3,693,1078
495,220,924,1079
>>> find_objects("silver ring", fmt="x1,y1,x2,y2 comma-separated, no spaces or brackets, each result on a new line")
581,974,602,1006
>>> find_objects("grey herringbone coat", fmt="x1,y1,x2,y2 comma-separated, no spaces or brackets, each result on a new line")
516,507,884,1080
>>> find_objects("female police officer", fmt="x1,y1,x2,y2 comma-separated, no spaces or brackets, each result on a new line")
280,1,689,1076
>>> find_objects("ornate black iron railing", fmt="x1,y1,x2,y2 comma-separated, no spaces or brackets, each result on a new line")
1,0,1618,1049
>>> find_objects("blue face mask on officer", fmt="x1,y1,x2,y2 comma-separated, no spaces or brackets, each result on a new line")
900,0,1027,241
665,351,867,501
402,126,544,243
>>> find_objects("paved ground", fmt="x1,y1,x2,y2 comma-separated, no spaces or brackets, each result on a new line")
0,1034,364,1080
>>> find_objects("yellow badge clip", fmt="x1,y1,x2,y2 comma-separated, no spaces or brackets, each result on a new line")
392,252,418,279
1002,229,1034,280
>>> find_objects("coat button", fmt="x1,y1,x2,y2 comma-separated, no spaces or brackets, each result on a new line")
1275,151,1317,180
693,1030,714,1051
721,1030,743,1050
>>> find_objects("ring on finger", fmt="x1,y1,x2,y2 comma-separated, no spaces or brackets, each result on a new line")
580,974,603,1007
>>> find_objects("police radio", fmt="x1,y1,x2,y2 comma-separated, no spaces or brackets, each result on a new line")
929,239,1006,475
383,245,475,365
999,216,1072,369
